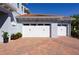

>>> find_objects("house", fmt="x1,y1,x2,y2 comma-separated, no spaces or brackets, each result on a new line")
0,3,29,43
16,14,72,38
0,3,72,43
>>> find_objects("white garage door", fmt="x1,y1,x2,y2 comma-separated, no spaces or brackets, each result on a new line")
57,26,67,36
22,25,50,37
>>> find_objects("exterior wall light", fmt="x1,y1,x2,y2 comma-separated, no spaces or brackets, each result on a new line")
11,21,17,26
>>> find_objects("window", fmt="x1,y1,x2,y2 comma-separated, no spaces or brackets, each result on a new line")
17,3,19,8
23,24,29,25
62,24,67,26
24,8,26,13
21,6,23,11
31,24,36,26
58,23,67,26
45,24,50,25
58,24,62,26
38,24,43,25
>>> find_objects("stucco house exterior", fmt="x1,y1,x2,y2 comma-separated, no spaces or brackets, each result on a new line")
0,3,29,43
16,14,72,38
0,3,72,43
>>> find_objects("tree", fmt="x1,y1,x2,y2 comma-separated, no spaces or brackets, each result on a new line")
71,14,79,38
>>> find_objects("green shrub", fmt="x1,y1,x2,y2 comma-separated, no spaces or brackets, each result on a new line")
2,32,9,43
15,32,22,38
11,32,22,40
11,34,16,40
3,32,9,39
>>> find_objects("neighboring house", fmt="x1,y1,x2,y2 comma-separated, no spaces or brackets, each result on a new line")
16,14,72,38
0,3,29,43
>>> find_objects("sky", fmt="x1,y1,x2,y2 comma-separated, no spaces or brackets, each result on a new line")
24,3,79,16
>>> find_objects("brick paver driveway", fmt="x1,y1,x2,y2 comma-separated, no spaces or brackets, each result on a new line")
0,37,79,55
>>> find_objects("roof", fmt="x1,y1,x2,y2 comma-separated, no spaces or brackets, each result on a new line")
0,12,8,28
16,14,72,20
19,14,55,16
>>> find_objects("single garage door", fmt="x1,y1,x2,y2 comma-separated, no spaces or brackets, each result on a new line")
22,24,50,37
57,26,67,36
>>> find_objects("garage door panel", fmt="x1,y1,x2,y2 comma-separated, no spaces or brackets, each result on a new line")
57,26,67,36
22,25,50,37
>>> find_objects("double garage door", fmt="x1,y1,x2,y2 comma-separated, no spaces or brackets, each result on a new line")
22,24,67,37
22,24,50,37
